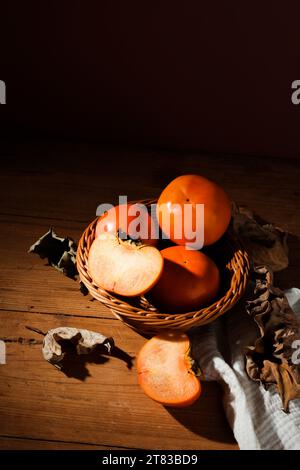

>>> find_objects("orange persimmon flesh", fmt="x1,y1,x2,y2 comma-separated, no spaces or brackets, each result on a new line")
137,333,201,407
88,233,163,297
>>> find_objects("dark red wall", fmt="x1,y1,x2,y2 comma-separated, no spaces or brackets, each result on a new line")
1,2,300,157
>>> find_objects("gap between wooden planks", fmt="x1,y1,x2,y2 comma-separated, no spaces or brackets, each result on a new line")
1,142,299,450
1,141,300,234
0,436,128,450
0,211,237,449
1,212,300,319
0,310,237,450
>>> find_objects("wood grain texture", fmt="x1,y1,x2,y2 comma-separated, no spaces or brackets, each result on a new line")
0,216,111,319
0,437,125,450
0,311,236,450
0,139,299,450
1,141,300,233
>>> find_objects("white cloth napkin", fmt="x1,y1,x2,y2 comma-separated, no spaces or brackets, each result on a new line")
193,288,300,450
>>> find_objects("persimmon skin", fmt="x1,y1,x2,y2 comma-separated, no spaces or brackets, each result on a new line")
137,333,201,407
96,204,158,247
149,246,220,313
88,233,163,297
157,174,231,246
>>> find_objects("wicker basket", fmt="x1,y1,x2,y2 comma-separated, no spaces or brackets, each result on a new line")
77,200,250,334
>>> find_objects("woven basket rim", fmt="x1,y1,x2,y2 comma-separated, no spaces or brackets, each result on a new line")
76,199,251,331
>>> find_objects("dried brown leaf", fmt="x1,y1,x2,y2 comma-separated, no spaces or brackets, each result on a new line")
232,204,289,271
245,266,300,412
271,362,300,412
42,327,114,366
29,228,78,279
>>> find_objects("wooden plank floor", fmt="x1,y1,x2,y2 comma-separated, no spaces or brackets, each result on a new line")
0,139,299,450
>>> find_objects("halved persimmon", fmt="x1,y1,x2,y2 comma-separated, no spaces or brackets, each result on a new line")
137,332,201,407
88,233,163,297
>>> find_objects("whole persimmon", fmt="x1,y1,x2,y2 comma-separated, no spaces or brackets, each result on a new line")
157,174,231,247
137,332,201,407
149,245,220,312
96,203,158,247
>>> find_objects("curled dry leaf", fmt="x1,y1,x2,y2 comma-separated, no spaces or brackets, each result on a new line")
29,228,78,279
42,327,114,366
232,204,289,272
245,266,300,412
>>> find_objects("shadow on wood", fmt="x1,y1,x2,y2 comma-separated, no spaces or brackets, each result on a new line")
165,382,236,445
54,341,134,381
